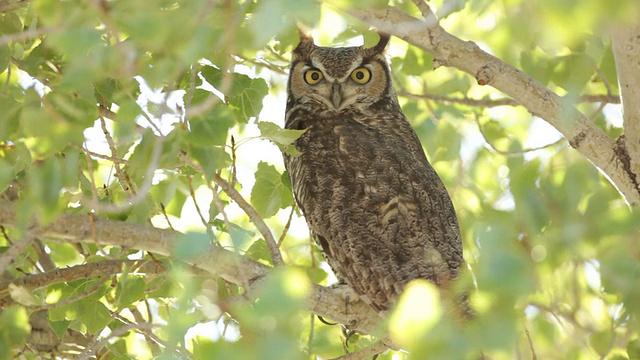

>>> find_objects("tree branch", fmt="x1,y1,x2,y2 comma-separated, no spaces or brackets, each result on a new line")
399,91,620,108
612,23,640,188
0,201,383,336
213,173,285,266
0,259,168,307
342,4,640,205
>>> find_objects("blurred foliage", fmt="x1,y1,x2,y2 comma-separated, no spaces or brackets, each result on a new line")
0,0,639,359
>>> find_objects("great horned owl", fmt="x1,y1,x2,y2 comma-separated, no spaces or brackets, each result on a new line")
283,32,464,313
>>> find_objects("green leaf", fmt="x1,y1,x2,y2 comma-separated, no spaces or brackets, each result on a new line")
83,301,113,334
229,267,309,360
628,338,640,360
47,243,83,266
187,106,234,146
257,121,305,147
0,13,22,34
474,220,534,299
250,162,293,218
402,45,433,76
599,45,619,92
0,157,14,195
0,44,10,75
200,66,269,121
250,0,320,46
227,75,268,120
188,145,230,181
24,156,75,222
245,238,272,264
550,53,594,94
49,320,71,339
48,280,110,324
0,305,30,357
115,275,146,309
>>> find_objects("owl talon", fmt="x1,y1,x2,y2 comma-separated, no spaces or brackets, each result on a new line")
329,283,360,314
317,315,338,326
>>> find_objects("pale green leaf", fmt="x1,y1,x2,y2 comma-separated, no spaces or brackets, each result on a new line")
258,121,305,147
115,275,146,309
250,162,293,218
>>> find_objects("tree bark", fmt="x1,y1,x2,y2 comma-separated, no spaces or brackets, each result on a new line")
612,24,640,195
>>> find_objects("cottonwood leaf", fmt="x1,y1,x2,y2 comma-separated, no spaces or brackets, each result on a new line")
258,121,305,147
251,162,292,218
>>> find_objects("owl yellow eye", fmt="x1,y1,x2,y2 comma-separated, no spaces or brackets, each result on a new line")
350,67,371,84
304,69,324,85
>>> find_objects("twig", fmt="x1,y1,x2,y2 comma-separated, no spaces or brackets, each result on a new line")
208,183,231,246
86,134,164,215
159,202,176,231
185,63,197,124
308,312,316,355
33,238,55,272
177,152,231,245
187,175,213,234
178,150,283,265
125,308,162,353
474,115,564,157
77,322,159,360
230,135,238,187
79,145,131,165
277,205,295,246
126,92,163,135
82,145,101,212
213,173,284,266
411,0,431,19
234,54,288,75
100,115,136,196
523,321,537,360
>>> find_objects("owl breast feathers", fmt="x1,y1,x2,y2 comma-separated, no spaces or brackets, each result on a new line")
283,32,464,313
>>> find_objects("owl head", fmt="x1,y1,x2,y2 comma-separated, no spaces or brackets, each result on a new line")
286,32,397,115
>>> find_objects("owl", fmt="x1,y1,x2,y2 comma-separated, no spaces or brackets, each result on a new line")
283,32,465,314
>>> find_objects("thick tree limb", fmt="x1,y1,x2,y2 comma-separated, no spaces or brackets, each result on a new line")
343,4,640,205
400,91,620,108
612,24,640,188
0,201,382,336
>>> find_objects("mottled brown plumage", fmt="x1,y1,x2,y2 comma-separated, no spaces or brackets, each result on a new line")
283,33,464,313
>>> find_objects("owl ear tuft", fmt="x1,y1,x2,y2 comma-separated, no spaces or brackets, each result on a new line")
372,32,390,53
293,24,315,56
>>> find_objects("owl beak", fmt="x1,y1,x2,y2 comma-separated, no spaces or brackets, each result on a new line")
331,82,342,109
